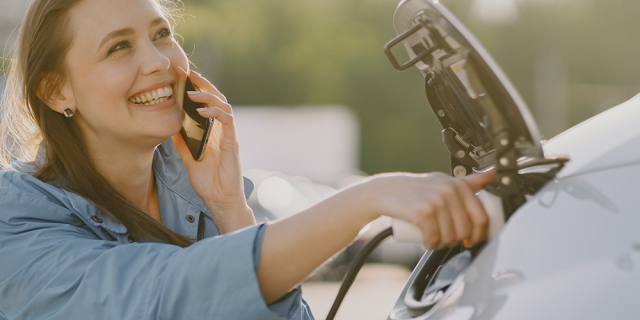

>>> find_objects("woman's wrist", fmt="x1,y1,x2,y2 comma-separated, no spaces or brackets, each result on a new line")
342,177,383,228
205,201,256,233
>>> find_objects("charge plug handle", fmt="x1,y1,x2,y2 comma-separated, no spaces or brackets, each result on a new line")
391,189,504,245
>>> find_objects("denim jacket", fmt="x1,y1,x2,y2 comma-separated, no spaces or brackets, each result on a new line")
0,139,314,320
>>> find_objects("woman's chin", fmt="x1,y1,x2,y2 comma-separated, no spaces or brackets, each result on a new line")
138,115,184,144
157,122,184,141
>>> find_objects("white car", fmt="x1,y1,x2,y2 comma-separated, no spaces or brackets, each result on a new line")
381,0,640,319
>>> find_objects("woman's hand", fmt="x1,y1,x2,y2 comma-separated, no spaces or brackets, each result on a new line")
171,71,255,234
363,171,495,250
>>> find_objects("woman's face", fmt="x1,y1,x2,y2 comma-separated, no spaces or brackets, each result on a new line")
63,0,189,148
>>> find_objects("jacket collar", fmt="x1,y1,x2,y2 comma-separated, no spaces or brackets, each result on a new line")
152,139,212,214
59,139,202,236
64,189,128,234
14,139,253,236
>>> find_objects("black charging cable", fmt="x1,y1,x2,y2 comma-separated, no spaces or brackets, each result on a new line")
326,227,394,320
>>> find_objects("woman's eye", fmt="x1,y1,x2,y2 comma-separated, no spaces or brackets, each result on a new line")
155,28,172,40
108,41,129,54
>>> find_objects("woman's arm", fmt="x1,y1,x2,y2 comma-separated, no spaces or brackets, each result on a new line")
258,172,494,304
0,181,289,319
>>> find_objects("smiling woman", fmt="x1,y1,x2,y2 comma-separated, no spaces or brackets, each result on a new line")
0,0,193,246
0,0,494,319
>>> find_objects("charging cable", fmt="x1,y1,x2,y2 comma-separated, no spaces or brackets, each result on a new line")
326,227,393,320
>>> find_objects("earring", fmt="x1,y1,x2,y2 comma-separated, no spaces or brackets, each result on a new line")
63,108,75,118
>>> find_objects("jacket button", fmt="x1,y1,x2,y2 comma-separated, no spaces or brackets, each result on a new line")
128,236,135,243
91,216,103,224
186,215,195,223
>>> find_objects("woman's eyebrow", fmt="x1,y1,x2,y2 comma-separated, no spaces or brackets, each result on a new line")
150,17,166,28
97,28,134,53
95,18,166,53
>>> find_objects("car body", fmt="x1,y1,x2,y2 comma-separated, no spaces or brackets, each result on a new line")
385,0,640,319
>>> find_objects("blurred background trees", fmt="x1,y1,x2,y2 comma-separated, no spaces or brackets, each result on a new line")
174,0,640,176
176,0,450,175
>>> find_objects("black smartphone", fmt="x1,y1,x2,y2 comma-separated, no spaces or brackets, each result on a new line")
180,77,213,161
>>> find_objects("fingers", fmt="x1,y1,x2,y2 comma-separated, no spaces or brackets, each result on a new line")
187,91,232,114
196,107,238,152
453,179,488,247
196,106,235,127
184,72,240,156
415,174,491,250
189,71,228,103
462,170,496,191
433,194,455,248
460,172,493,246
416,206,441,250
443,182,472,245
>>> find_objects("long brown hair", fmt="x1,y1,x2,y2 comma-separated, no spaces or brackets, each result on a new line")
0,0,192,247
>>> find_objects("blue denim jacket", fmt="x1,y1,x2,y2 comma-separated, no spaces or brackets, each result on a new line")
0,139,314,320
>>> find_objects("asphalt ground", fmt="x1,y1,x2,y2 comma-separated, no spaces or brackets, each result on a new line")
302,264,411,320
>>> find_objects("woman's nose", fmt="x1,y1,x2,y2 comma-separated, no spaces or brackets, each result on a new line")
139,43,171,75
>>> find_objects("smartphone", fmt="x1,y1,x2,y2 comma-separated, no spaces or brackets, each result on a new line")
180,77,213,161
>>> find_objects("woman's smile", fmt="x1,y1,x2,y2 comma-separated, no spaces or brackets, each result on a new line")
129,80,175,105
130,93,176,112
128,80,177,111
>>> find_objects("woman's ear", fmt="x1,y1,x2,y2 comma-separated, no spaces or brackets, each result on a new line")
36,74,76,115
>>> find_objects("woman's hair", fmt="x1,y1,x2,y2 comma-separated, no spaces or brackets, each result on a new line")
0,0,192,247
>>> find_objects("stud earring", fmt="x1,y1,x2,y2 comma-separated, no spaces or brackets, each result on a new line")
63,108,75,118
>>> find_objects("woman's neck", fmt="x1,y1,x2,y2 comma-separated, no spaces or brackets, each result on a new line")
84,133,162,221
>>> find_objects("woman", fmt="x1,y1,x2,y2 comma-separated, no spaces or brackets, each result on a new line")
0,0,493,319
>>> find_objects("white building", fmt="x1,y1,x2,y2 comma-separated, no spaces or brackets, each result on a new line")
234,106,361,187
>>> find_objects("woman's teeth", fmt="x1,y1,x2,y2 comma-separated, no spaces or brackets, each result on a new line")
129,85,174,105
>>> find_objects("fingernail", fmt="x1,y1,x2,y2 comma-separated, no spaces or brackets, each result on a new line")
196,108,207,112
187,91,199,95
191,70,201,76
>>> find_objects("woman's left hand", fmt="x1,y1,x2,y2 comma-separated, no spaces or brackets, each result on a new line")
171,71,255,234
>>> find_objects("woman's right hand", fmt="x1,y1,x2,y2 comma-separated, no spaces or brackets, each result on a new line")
362,171,495,250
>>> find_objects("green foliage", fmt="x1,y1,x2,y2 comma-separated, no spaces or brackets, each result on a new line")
177,0,450,175
177,0,640,175
444,0,640,136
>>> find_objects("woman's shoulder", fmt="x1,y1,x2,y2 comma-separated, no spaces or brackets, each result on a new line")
0,166,109,240
0,165,74,217
0,164,127,240
2,163,58,191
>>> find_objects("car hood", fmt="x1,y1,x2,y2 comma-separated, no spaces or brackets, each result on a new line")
543,94,640,179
